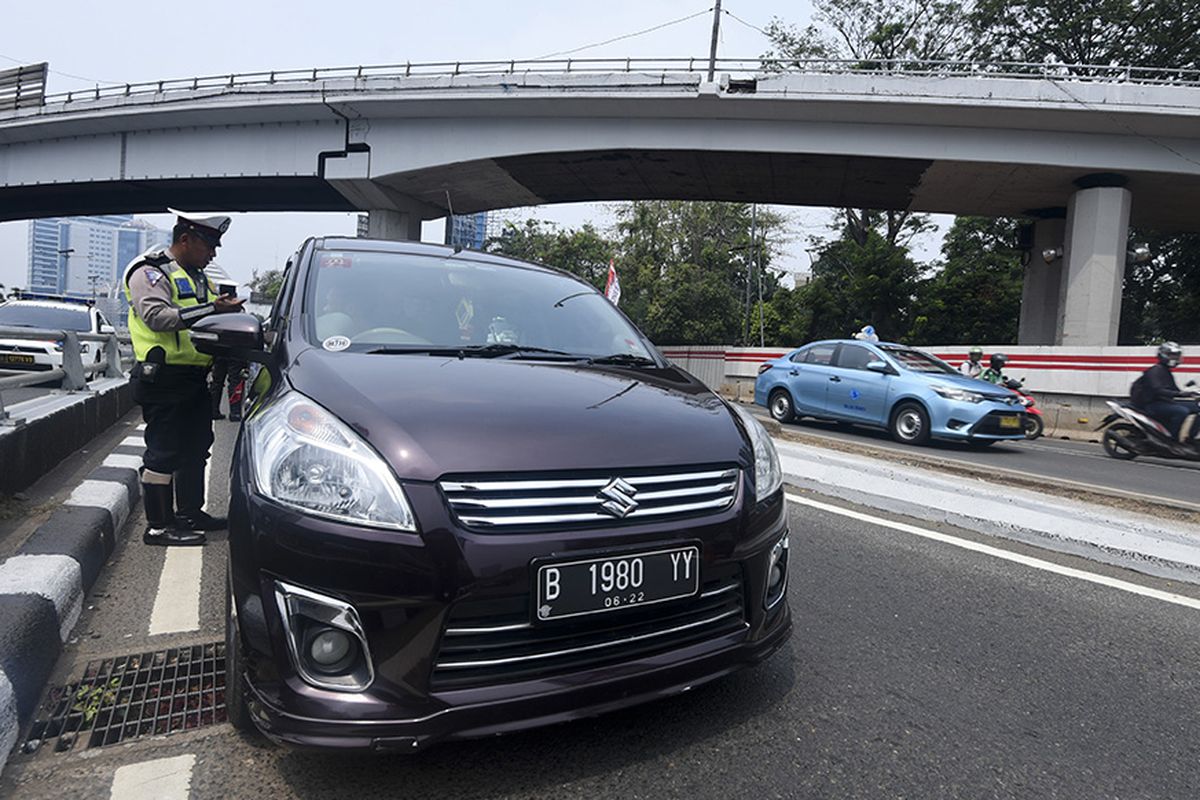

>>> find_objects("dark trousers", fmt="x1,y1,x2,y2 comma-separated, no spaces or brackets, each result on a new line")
1144,400,1193,438
134,365,214,475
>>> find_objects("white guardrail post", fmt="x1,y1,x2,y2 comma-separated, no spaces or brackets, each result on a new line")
59,331,87,391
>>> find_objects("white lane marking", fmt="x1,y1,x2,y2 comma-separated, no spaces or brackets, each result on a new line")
110,754,195,800
64,479,131,531
119,435,144,448
204,458,212,514
135,423,147,431
103,453,142,470
786,493,1200,612
148,548,203,635
0,554,83,640
0,670,18,777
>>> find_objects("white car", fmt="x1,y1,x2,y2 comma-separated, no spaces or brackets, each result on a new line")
0,298,115,373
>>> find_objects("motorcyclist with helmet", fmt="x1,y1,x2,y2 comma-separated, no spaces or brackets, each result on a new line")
978,353,1009,385
1131,342,1198,442
960,346,984,378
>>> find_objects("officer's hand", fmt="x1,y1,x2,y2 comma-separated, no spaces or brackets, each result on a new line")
214,294,246,313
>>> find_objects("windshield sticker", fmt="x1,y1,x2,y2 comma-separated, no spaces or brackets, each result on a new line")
322,335,351,352
319,253,352,269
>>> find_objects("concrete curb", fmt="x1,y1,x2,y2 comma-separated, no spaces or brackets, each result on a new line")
0,461,139,776
775,438,1200,585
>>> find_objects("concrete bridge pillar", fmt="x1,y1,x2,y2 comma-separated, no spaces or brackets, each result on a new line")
1017,214,1066,345
367,209,422,241
1056,177,1131,346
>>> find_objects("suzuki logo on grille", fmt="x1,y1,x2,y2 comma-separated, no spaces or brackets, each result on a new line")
598,478,639,518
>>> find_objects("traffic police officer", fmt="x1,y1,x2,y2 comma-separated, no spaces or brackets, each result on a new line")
124,208,244,546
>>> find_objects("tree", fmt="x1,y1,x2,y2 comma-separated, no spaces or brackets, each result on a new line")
968,0,1200,73
907,217,1025,345
1120,231,1200,345
763,0,973,68
612,201,788,345
247,269,284,303
485,220,614,289
800,218,924,342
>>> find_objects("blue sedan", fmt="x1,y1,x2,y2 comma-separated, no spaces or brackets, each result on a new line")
754,339,1027,446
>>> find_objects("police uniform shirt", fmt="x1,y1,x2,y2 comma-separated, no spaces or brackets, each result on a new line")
127,249,217,331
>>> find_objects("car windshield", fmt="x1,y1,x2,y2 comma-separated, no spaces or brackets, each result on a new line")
304,249,653,359
0,304,90,332
879,345,956,374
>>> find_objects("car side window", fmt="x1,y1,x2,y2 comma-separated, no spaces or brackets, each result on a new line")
805,343,837,366
835,344,875,371
789,348,808,363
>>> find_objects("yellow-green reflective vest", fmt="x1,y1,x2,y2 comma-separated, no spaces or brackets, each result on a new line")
124,259,214,367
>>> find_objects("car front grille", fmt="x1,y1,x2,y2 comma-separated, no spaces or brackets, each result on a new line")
0,344,47,354
430,565,746,690
440,464,740,530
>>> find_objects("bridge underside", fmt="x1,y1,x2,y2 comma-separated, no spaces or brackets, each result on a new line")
4,149,1197,234
377,149,1200,232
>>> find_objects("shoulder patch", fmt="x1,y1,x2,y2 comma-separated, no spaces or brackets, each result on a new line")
144,268,163,286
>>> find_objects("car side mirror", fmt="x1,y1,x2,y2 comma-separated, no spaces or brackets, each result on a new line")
190,313,266,360
866,360,894,374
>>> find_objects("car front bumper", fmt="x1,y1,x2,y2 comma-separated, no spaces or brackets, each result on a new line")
228,460,792,751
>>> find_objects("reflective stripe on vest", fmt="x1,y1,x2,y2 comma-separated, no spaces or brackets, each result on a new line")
124,261,214,367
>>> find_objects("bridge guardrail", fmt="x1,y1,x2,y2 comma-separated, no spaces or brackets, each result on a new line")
19,56,1200,109
0,325,131,425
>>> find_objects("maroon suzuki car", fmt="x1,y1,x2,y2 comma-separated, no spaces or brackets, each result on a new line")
193,237,791,751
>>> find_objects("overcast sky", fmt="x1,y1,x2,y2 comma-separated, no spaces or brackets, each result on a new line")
0,0,948,292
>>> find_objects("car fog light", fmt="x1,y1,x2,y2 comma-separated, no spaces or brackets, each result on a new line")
309,628,353,670
765,533,789,609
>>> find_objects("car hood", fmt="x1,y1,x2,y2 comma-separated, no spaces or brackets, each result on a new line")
913,371,1010,394
283,349,750,481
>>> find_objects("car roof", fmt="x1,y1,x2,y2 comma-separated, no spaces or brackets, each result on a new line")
312,237,581,280
799,339,909,348
0,299,92,312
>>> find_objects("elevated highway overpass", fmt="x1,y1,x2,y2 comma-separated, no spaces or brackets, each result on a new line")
3,58,1200,346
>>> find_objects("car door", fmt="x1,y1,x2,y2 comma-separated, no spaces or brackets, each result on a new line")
785,342,839,416
828,343,891,425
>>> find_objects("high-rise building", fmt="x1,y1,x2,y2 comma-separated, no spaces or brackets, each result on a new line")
27,215,171,300
447,212,490,251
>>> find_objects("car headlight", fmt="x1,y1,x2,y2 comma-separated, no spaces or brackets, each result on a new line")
730,404,783,502
246,391,417,531
931,384,984,404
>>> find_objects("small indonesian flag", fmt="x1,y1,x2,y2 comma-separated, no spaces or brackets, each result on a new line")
604,259,621,306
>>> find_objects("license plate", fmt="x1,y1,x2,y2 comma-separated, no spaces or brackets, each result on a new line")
0,354,34,365
999,415,1021,429
535,545,700,622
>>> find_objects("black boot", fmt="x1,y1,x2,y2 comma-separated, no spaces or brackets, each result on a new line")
174,465,228,531
142,483,206,546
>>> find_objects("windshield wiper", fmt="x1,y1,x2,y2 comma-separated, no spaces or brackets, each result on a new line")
586,353,659,367
367,343,580,360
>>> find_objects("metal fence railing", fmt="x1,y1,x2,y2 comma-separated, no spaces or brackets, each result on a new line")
0,325,131,425
11,57,1200,110
0,62,48,111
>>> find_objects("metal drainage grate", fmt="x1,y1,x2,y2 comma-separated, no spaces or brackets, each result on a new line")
23,642,227,754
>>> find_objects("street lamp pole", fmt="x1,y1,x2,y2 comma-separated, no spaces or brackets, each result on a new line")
707,0,723,82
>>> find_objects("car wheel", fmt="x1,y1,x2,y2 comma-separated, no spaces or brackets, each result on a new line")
768,389,795,423
1102,424,1141,460
1023,414,1044,440
889,402,931,446
225,568,256,734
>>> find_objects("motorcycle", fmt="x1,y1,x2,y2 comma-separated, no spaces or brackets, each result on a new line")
1002,377,1044,440
1097,385,1200,461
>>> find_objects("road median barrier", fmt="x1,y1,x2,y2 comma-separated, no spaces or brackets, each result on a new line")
771,432,1200,587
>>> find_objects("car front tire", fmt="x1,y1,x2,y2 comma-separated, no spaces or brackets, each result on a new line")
225,569,256,734
768,389,795,423
890,402,931,446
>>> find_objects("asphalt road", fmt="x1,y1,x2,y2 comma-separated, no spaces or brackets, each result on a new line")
5,421,1200,799
771,414,1200,510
